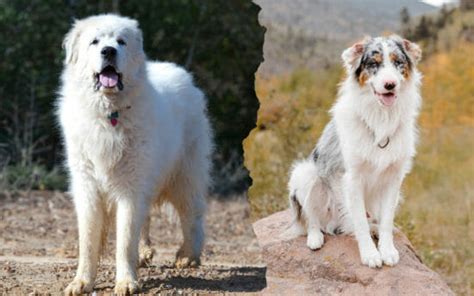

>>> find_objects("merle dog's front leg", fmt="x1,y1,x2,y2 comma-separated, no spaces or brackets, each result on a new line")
377,174,403,266
344,171,382,268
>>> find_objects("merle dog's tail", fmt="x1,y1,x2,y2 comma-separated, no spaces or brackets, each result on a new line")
283,159,318,239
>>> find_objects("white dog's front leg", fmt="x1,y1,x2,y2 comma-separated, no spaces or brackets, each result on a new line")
115,197,146,295
345,172,382,268
65,184,104,296
378,178,402,266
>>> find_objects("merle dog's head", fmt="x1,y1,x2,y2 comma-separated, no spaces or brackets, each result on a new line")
342,35,422,107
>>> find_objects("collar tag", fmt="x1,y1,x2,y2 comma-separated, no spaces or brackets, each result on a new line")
108,111,119,127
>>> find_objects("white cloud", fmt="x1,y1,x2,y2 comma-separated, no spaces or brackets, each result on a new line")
421,0,458,7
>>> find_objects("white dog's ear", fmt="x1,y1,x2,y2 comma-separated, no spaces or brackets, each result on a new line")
134,28,143,48
130,19,144,47
62,21,82,65
341,36,371,70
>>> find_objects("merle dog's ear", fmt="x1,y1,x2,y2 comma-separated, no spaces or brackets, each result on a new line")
341,36,370,70
62,20,82,65
402,39,422,64
391,35,422,64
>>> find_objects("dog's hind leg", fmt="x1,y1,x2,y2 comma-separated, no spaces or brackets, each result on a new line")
303,180,326,250
171,167,207,267
171,140,209,268
138,215,155,267
171,189,206,269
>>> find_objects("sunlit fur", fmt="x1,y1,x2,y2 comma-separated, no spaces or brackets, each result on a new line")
287,35,422,268
57,14,212,295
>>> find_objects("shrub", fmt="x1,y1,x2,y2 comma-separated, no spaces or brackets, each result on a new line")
0,164,68,192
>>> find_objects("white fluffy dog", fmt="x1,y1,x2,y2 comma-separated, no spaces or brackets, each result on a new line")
57,14,212,295
287,35,422,268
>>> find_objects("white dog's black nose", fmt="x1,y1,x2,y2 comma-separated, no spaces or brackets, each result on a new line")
384,82,396,91
101,46,117,59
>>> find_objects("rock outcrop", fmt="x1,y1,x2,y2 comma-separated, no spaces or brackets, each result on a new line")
253,210,454,295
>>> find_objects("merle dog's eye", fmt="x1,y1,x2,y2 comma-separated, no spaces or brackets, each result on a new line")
117,39,126,46
367,61,378,68
91,39,99,45
394,60,403,67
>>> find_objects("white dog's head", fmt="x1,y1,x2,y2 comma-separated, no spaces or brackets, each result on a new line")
62,14,145,94
342,35,422,107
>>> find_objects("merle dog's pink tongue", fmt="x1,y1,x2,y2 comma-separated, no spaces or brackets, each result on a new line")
382,94,396,106
99,72,118,88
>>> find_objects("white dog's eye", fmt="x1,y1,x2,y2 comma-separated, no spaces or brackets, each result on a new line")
91,38,99,45
117,39,126,46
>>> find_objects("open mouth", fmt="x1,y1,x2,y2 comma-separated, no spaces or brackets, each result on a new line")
95,65,123,91
373,89,397,107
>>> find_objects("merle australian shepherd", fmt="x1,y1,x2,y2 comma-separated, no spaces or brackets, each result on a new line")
287,35,422,268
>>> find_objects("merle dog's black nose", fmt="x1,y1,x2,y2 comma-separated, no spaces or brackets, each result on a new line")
384,82,396,91
101,46,117,59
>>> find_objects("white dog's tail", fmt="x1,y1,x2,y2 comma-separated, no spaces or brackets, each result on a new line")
283,159,319,239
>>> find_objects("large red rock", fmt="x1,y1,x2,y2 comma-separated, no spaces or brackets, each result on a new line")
253,210,454,295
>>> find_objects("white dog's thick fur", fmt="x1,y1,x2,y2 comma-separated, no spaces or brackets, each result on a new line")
57,15,212,295
288,35,422,268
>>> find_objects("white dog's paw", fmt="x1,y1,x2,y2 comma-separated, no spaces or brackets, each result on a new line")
380,245,400,266
175,255,201,269
139,245,155,267
114,279,139,296
307,230,324,250
175,245,201,269
360,246,382,268
64,278,93,296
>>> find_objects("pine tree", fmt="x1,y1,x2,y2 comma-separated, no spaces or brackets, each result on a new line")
460,0,474,11
400,7,410,26
400,7,411,37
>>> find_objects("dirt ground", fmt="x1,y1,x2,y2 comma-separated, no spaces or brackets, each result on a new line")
0,191,266,295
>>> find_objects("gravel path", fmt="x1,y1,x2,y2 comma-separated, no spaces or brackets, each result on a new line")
0,191,265,294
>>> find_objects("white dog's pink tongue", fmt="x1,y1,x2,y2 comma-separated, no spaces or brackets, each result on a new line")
99,71,118,88
381,94,396,106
